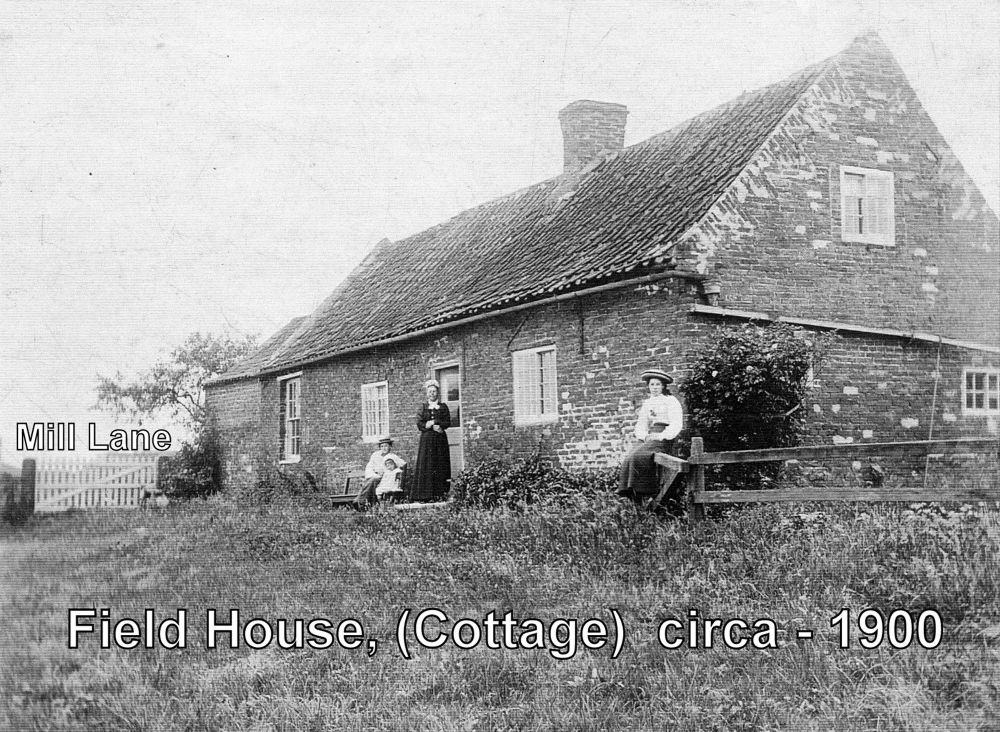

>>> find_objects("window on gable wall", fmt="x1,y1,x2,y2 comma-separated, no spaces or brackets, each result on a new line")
962,369,1000,415
361,381,390,442
840,166,895,246
512,346,558,426
279,374,302,462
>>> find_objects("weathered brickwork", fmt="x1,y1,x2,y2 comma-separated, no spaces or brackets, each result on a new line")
208,281,997,491
676,34,999,347
206,379,265,491
794,335,999,485
804,338,998,443
209,280,706,488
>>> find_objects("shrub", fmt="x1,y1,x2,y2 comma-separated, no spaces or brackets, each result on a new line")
451,454,617,510
683,323,832,490
159,424,223,500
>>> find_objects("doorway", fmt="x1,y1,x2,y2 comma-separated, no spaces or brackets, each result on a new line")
435,364,464,477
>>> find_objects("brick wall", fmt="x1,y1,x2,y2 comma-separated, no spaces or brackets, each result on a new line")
204,378,264,491
208,280,702,488
796,333,998,485
207,279,997,491
558,100,629,174
676,34,1000,347
803,337,998,443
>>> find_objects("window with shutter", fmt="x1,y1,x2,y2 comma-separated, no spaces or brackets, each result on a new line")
840,166,895,246
962,369,1000,415
512,346,559,426
361,381,390,442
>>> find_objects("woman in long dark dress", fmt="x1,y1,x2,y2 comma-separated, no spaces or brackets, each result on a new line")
411,379,452,501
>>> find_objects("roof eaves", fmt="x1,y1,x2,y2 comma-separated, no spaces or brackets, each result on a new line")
224,266,704,383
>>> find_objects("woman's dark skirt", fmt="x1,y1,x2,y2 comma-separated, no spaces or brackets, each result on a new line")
411,430,451,501
617,438,675,503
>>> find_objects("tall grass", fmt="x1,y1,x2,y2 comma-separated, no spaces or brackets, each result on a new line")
2,493,998,731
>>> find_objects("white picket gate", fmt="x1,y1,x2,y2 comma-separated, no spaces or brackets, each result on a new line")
34,453,167,512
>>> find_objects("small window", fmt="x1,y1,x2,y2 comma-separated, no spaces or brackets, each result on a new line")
512,346,558,425
962,369,1000,415
840,166,895,246
361,381,390,442
279,374,302,462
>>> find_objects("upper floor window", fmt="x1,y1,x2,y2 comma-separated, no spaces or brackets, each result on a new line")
279,374,302,462
962,369,999,415
840,166,895,246
361,381,390,442
512,346,558,426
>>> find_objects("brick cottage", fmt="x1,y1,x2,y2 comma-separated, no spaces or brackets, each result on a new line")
206,33,999,492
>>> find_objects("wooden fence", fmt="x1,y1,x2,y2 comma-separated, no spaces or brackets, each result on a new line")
29,453,167,513
655,436,1000,518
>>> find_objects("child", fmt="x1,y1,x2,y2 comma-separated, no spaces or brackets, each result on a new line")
353,436,406,510
375,457,404,499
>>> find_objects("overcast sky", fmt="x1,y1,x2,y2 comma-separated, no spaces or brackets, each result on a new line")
1,0,997,461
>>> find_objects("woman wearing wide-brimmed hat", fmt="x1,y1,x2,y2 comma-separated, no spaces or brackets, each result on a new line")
411,379,452,501
617,368,683,503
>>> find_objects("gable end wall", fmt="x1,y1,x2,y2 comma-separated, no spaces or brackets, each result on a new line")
676,38,999,347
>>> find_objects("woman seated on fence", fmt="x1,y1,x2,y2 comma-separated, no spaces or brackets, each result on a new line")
617,368,683,505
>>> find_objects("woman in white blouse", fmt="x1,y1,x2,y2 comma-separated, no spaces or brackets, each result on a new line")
618,368,683,503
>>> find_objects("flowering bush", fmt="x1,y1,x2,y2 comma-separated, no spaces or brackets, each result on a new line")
683,324,834,490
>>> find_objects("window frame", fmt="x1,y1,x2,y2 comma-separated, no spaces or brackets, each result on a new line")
512,344,559,427
961,368,1000,416
839,165,895,247
360,380,390,443
278,372,303,464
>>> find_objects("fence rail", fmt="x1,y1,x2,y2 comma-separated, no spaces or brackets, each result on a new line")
686,437,998,465
655,436,1000,518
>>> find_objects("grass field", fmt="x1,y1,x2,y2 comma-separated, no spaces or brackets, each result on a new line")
2,492,999,731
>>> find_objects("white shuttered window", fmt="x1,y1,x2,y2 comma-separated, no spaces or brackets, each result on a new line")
513,346,558,425
840,166,895,246
361,381,390,442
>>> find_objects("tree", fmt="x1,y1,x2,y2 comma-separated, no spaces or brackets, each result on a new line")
683,324,833,490
95,332,258,429
95,332,258,500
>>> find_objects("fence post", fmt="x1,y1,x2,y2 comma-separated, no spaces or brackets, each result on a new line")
11,459,37,523
689,437,706,521
1,473,14,523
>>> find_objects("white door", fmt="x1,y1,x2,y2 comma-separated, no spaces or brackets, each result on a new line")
436,365,464,477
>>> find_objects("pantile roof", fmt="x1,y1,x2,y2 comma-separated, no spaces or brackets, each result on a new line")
216,44,844,383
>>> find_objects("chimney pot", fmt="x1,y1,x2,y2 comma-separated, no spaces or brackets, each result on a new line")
558,100,628,174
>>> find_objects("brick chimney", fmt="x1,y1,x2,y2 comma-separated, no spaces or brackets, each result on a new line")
557,100,628,174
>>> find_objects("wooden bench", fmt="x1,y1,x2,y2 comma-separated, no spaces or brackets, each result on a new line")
331,467,407,508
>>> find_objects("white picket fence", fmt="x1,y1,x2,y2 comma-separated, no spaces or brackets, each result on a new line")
34,453,167,512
